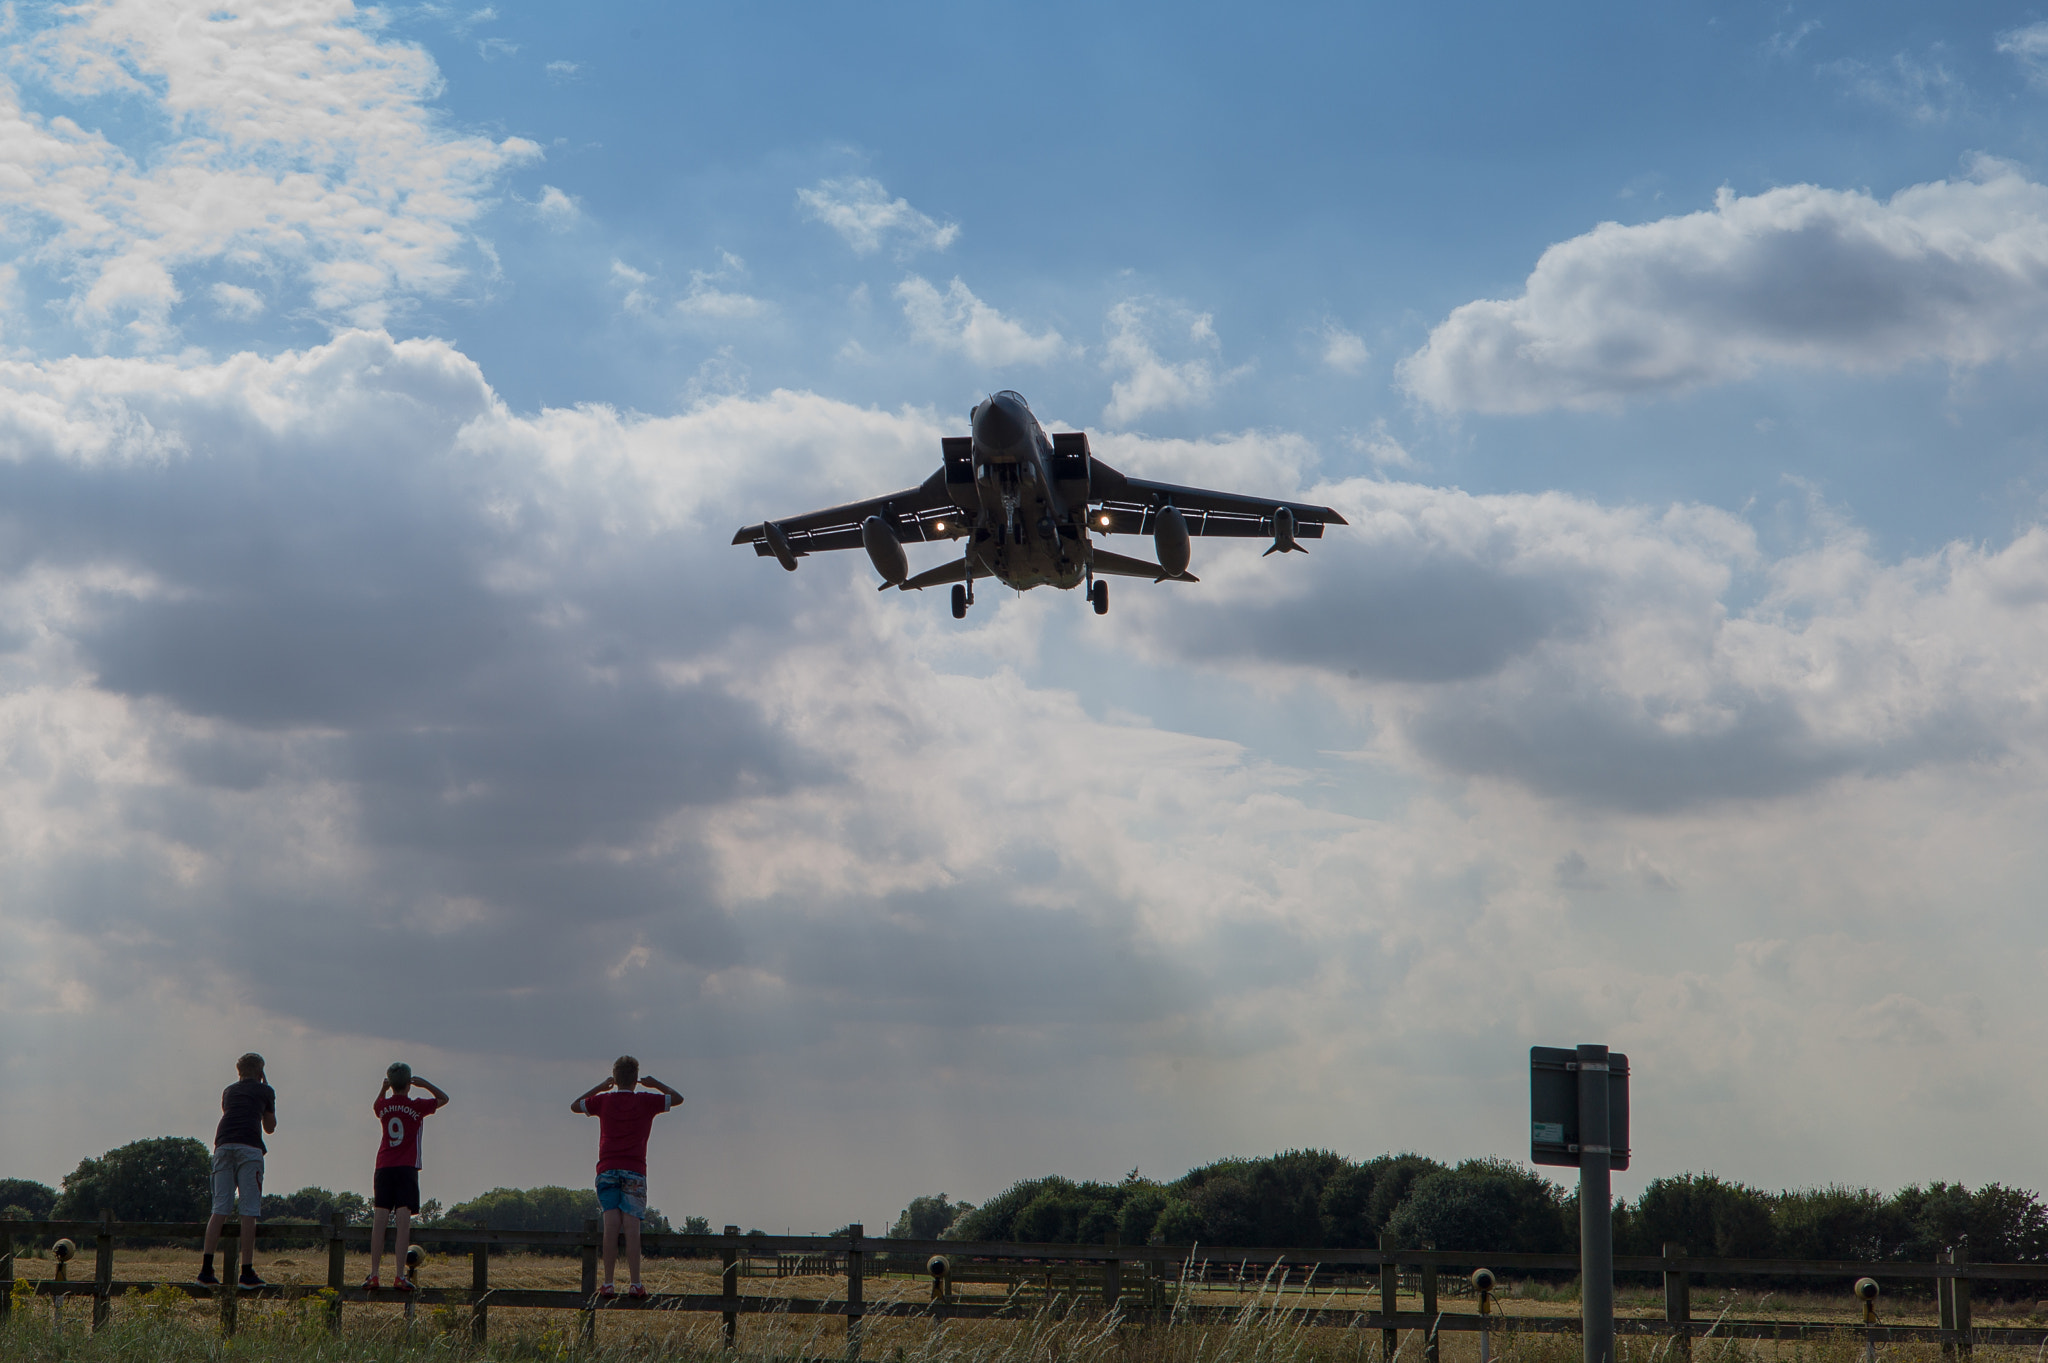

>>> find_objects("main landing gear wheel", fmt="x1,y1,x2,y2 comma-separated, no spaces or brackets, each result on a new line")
951,584,968,619
1090,580,1108,615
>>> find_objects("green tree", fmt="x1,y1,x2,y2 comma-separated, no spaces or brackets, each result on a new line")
890,1194,972,1241
444,1186,601,1232
261,1186,369,1224
1363,1154,1447,1235
1385,1162,1566,1253
52,1138,209,1222
1628,1174,1776,1259
0,1180,57,1219
684,1216,711,1235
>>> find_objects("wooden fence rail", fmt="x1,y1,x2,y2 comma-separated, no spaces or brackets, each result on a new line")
9,1217,2048,1355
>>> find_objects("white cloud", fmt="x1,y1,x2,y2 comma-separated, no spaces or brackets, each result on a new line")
544,60,581,82
0,0,540,344
1102,299,1236,426
678,254,768,322
796,176,960,256
1320,321,1371,373
1347,416,1417,470
533,185,580,231
1401,163,2048,414
9,335,2048,1217
1997,22,2048,90
209,282,264,320
1823,51,1965,124
477,36,517,61
894,276,1067,366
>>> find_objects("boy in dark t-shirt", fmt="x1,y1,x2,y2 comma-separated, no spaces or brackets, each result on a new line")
571,1055,682,1297
199,1052,276,1288
365,1062,451,1291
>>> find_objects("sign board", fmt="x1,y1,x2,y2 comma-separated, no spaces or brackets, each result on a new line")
1530,1046,1630,1170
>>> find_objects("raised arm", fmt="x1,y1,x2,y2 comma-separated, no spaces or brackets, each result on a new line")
416,1078,451,1108
373,1078,391,1117
571,1076,614,1115
639,1075,684,1107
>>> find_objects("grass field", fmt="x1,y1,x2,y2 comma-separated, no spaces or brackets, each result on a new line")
10,1248,2046,1363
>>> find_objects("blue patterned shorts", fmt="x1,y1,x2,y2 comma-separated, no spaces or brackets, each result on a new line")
595,1169,647,1220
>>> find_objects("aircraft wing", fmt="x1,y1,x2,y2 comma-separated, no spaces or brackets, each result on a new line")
732,469,967,559
1086,457,1349,539
1090,547,1200,582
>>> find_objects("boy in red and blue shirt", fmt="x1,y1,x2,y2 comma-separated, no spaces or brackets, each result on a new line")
366,1062,450,1291
571,1055,682,1297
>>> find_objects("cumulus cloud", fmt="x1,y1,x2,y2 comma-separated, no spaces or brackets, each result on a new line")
1320,322,1371,373
797,177,960,256
1823,51,1965,124
1103,300,1243,426
1401,163,2048,413
0,0,539,344
894,276,1067,366
8,336,2048,1218
533,185,581,231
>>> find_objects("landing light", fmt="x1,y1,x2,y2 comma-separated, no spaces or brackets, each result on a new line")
934,521,946,532
1098,514,1111,527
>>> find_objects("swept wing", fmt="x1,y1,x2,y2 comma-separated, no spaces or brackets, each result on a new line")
1085,457,1348,539
731,470,966,560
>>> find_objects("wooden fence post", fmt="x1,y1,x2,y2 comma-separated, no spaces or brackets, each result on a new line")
1379,1233,1400,1363
846,1223,864,1363
722,1225,740,1349
1,1220,13,1323
471,1239,489,1345
1939,1247,1957,1359
1954,1244,1972,1357
1421,1248,1439,1363
580,1218,599,1346
324,1213,344,1333
91,1208,112,1332
1662,1243,1691,1363
1104,1230,1122,1314
220,1234,240,1336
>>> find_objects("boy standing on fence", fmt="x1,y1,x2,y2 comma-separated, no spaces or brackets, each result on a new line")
366,1062,451,1291
198,1052,275,1288
571,1056,682,1297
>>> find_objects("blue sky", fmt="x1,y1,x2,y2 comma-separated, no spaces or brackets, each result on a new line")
5,0,2048,1236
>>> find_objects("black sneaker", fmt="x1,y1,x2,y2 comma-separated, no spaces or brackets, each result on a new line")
196,1266,220,1286
239,1268,265,1289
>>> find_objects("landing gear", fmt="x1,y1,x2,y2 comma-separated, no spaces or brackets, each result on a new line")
951,584,968,619
1090,580,1108,615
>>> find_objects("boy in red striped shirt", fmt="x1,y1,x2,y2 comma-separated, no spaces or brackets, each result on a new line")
571,1055,682,1297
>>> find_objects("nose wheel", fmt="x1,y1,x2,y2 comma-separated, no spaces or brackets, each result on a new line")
1089,580,1108,615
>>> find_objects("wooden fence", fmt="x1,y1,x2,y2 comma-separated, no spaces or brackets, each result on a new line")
9,1214,2048,1359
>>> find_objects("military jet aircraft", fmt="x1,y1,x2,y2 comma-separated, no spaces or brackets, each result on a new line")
733,390,1347,618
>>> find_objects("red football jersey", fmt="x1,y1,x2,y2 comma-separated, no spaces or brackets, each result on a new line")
373,1094,442,1170
582,1090,670,1175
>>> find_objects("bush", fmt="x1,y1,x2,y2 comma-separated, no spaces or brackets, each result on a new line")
890,1194,972,1241
52,1138,209,1223
444,1185,601,1232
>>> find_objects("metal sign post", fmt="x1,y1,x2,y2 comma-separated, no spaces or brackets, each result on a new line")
1532,1045,1631,1363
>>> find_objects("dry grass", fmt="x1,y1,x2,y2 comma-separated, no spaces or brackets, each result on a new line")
9,1248,2046,1363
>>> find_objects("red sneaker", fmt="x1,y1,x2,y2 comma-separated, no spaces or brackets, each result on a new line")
627,1284,648,1298
361,1275,381,1291
394,1276,414,1292
597,1284,617,1298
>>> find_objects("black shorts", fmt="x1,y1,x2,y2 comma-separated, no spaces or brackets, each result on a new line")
373,1166,421,1213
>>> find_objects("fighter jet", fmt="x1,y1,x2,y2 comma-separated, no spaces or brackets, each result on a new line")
733,390,1347,618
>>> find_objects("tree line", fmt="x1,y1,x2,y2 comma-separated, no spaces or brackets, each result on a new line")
11,1139,2047,1269
893,1150,2048,1266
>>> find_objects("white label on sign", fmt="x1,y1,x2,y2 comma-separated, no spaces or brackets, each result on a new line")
1533,1122,1565,1144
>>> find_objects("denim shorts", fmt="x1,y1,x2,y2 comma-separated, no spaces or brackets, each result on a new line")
211,1144,265,1217
595,1169,647,1220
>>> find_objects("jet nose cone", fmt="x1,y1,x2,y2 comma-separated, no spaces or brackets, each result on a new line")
974,394,1025,452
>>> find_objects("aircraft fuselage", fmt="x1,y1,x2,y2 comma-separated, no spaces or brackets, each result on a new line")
963,390,1086,592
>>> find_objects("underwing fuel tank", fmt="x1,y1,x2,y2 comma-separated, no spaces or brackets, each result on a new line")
1154,505,1191,578
862,515,908,585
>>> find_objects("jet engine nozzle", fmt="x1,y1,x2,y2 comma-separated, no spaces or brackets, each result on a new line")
763,521,800,571
1263,505,1304,556
862,515,908,586
1154,504,1191,578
